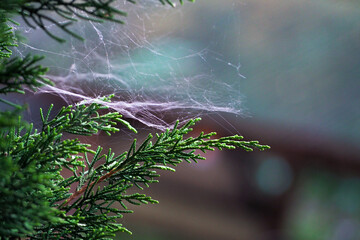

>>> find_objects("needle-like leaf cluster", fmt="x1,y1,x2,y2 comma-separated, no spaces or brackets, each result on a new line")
32,104,268,238
1,95,269,238
0,55,53,95
0,16,18,59
3,0,195,42
0,11,52,107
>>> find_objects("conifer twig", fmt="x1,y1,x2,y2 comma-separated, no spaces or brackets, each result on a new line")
61,167,123,207
60,118,270,210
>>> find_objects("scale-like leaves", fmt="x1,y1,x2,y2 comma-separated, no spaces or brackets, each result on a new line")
0,55,52,95
50,117,269,237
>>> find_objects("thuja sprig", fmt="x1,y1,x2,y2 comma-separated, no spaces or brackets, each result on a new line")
40,95,137,135
16,0,195,42
0,11,54,108
0,117,64,238
0,15,18,59
1,95,269,238
0,96,139,237
19,0,127,42
3,95,135,169
46,118,269,237
0,54,52,95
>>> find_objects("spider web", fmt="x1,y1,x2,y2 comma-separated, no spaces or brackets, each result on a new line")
15,0,245,131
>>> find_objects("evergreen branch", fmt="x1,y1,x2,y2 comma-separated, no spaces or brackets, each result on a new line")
40,95,137,135
4,95,135,169
0,54,53,95
0,156,64,238
1,99,269,238
0,115,65,238
55,118,269,237
0,0,25,13
0,97,138,238
10,0,195,42
0,15,18,59
18,0,128,42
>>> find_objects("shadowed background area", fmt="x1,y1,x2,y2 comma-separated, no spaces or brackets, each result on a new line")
9,0,360,239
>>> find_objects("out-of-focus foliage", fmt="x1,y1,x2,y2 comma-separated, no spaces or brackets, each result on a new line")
286,170,360,240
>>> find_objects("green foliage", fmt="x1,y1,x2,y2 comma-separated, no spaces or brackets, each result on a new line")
1,95,269,238
0,16,18,59
14,0,196,42
0,55,52,95
0,0,269,239
0,153,63,238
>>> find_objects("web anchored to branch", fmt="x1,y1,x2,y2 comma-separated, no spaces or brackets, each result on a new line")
27,97,268,237
13,0,246,130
